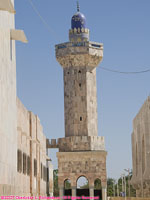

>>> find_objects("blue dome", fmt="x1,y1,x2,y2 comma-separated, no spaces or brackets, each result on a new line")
71,12,86,30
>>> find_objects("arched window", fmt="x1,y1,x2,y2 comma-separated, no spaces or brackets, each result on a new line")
64,179,71,189
77,176,89,189
94,179,102,190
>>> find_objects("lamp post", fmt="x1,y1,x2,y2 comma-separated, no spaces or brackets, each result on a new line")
113,179,116,197
121,174,124,196
124,168,131,197
117,180,119,197
121,174,126,199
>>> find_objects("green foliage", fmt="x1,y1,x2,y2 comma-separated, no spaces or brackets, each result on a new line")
64,179,71,189
79,182,89,189
53,169,59,197
94,179,102,190
107,178,114,196
107,173,136,197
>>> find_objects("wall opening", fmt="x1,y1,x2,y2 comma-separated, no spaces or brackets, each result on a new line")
94,179,102,200
23,153,27,174
64,179,72,197
76,176,89,197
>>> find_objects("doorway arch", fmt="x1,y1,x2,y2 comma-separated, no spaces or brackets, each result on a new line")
64,179,72,197
94,179,102,200
76,176,89,197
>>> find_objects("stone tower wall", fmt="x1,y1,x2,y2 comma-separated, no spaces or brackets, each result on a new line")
64,66,98,137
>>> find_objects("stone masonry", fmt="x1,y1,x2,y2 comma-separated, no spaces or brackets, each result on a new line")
48,6,107,200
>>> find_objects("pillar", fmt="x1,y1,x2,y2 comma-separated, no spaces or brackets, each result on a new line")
89,186,94,198
72,186,76,197
59,187,64,200
102,187,107,200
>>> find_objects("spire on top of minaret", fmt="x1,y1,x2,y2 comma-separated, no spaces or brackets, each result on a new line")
77,1,80,12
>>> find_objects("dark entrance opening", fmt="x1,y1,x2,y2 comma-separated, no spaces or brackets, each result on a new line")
64,179,72,198
94,189,102,200
64,189,72,196
94,179,102,200
77,189,90,197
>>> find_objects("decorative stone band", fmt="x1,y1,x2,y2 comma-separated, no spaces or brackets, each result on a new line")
69,28,89,35
58,136,105,152
47,136,106,151
0,0,16,13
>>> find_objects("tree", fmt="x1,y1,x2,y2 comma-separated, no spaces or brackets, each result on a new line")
53,169,59,196
107,178,115,196
107,174,136,197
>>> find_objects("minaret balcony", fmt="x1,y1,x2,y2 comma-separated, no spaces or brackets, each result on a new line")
55,41,103,69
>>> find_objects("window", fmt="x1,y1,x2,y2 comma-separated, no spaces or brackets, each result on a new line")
17,149,22,173
41,163,43,179
43,166,47,182
79,83,81,87
80,117,82,121
23,153,27,174
34,159,37,177
27,156,30,176
78,70,81,73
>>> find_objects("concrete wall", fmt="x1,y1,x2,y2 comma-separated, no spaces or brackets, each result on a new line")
0,0,17,194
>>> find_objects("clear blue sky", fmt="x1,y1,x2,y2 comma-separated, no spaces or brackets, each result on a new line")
15,0,150,180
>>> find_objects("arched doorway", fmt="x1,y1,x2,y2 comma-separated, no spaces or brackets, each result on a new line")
76,176,89,197
94,179,102,200
64,179,72,197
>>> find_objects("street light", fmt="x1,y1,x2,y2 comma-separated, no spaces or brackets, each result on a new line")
121,173,126,199
124,168,131,197
117,180,119,197
113,179,116,197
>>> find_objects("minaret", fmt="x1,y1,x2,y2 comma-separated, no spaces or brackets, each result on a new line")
55,3,107,200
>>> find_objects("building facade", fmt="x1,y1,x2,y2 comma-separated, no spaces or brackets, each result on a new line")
131,96,150,197
0,0,53,196
47,4,107,200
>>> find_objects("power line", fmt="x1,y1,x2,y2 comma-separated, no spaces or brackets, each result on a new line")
99,66,150,74
27,0,61,41
26,0,150,75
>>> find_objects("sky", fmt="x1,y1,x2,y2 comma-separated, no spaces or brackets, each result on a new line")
15,0,150,180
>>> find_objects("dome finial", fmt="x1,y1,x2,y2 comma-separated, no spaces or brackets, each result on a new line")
77,1,80,12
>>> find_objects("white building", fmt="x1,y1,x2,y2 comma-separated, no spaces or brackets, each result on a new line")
0,0,53,196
